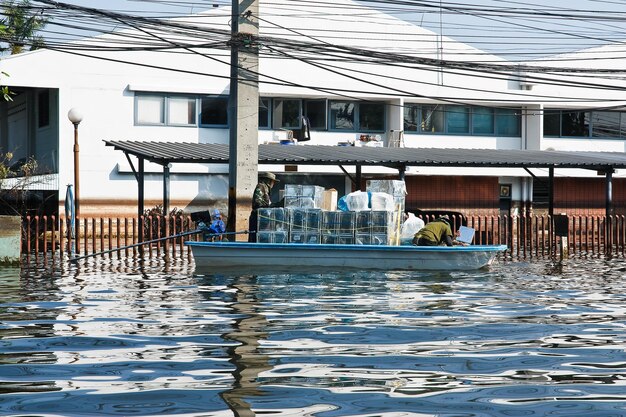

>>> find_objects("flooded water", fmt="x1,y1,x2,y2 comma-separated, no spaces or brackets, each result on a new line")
1,255,626,416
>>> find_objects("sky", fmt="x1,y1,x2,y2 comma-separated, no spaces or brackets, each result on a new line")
35,0,626,60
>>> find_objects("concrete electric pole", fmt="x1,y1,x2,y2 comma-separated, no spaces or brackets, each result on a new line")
227,0,260,238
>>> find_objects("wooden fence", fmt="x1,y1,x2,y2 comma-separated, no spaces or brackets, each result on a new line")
19,214,626,262
21,215,199,263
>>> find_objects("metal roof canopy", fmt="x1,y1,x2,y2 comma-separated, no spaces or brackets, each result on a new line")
104,140,624,231
105,140,626,169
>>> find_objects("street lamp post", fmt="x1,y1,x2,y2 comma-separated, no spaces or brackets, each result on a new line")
68,108,83,219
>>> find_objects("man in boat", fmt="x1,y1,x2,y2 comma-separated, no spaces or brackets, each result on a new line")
413,215,466,246
248,172,282,242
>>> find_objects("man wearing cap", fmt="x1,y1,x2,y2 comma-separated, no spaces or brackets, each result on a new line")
248,172,281,242
413,215,458,246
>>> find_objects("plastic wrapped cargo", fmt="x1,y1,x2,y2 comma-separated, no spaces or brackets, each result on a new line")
290,232,321,244
366,180,407,197
288,208,322,232
400,212,424,245
370,192,395,211
345,190,369,211
366,180,407,213
256,231,288,243
257,208,288,232
322,211,356,233
284,184,325,208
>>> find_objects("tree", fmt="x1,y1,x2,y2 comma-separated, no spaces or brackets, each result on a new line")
0,0,47,55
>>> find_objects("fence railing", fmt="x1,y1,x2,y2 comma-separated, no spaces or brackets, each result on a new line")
19,214,626,261
21,215,200,262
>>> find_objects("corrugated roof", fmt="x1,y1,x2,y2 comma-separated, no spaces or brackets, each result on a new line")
104,140,626,170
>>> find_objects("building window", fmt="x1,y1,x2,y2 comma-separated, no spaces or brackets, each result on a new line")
200,96,228,126
404,105,419,132
495,108,521,136
136,95,165,125
472,107,494,135
562,111,589,137
592,111,621,138
544,110,560,136
273,99,301,129
168,96,196,125
404,104,520,136
447,105,469,134
329,101,385,132
359,102,385,131
421,105,444,133
259,98,270,129
544,109,626,138
305,99,327,130
330,101,355,130
37,90,49,128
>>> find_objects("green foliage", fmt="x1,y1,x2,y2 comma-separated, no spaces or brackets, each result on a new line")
0,151,39,216
0,0,47,55
1,71,13,101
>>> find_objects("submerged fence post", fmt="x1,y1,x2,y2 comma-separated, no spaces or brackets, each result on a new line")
554,213,569,260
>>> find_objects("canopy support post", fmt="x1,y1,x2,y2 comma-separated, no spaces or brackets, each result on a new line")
138,158,145,252
548,166,554,218
163,163,171,216
606,167,613,220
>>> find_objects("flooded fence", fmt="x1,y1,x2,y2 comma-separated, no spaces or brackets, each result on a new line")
18,213,626,261
21,215,200,263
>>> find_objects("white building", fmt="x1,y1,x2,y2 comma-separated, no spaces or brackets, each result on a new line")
1,0,625,217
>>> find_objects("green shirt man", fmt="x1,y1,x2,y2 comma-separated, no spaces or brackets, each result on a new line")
413,217,454,246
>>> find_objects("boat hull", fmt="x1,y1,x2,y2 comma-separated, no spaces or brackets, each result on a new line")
186,242,508,271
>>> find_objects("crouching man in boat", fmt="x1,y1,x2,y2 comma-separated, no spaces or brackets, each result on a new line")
412,216,467,246
248,172,283,242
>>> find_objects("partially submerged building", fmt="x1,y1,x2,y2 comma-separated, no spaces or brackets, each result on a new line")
1,0,625,218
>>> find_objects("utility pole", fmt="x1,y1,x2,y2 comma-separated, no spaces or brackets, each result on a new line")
227,0,260,238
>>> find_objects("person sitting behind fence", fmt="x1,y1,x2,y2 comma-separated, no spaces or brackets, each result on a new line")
413,216,456,246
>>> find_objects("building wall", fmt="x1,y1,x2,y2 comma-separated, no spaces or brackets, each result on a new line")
405,176,500,216
554,177,626,216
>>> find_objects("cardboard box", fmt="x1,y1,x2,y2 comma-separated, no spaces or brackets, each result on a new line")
322,189,338,211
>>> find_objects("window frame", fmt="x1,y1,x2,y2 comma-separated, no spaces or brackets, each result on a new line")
167,95,197,127
543,109,626,139
358,102,386,132
258,97,271,129
199,95,229,128
37,90,50,128
272,98,302,129
304,99,328,130
328,100,386,132
472,106,495,135
135,94,166,126
403,104,521,137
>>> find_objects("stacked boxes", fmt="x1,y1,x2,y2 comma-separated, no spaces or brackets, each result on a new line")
366,180,407,245
321,211,356,244
257,182,407,246
284,184,325,209
366,180,406,213
355,210,395,245
288,208,322,244
256,207,288,243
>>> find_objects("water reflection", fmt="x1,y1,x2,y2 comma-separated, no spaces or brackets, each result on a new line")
217,274,271,417
1,257,626,415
